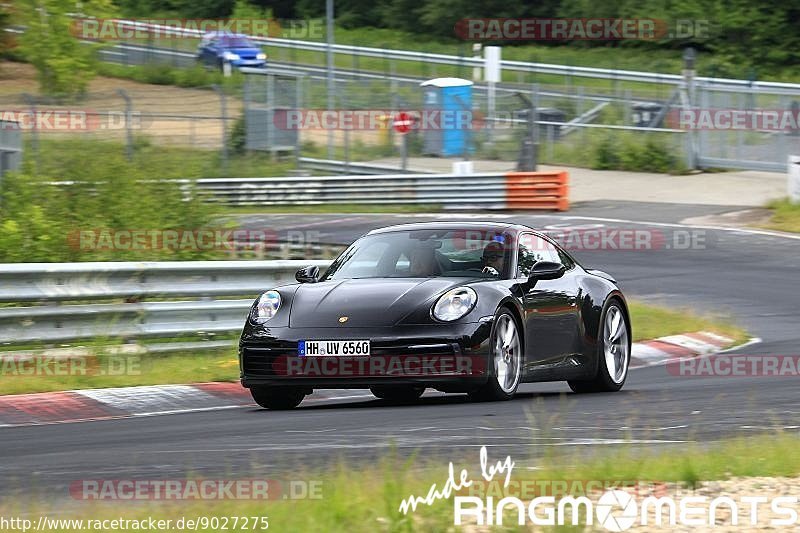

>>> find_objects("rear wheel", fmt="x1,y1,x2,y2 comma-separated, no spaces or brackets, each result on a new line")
469,309,522,401
568,300,630,393
250,386,305,410
370,385,425,403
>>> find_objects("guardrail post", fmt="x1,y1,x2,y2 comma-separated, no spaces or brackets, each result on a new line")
326,0,335,160
577,86,585,145
213,84,229,172
295,75,303,169
116,89,134,162
22,93,38,174
267,74,275,160
532,83,540,170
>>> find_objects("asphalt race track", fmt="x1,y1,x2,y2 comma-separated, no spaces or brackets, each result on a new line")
3,201,799,499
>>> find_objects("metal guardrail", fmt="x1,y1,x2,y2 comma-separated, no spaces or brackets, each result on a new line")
189,170,569,209
0,260,332,345
101,19,800,92
296,157,429,175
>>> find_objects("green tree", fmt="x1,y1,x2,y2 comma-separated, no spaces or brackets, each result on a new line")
17,0,114,99
0,4,12,57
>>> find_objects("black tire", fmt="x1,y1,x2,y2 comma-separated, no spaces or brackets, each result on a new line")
369,385,425,403
468,309,522,402
250,386,305,410
568,298,631,393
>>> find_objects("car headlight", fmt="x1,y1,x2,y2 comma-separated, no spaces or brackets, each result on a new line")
252,290,281,323
256,53,267,60
223,52,240,61
432,287,477,322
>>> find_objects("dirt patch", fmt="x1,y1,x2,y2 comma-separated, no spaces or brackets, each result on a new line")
0,61,238,147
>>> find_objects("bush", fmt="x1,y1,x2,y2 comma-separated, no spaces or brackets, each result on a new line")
592,136,621,170
592,133,685,174
228,113,247,154
136,63,177,85
0,141,220,262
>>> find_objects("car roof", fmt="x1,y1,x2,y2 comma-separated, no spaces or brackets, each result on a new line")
366,221,535,235
202,31,250,39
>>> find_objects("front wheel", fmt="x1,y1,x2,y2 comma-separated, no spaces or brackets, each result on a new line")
568,300,630,393
469,309,522,401
250,386,305,410
370,385,425,403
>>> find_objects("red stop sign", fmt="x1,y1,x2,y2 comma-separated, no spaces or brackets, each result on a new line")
393,112,414,134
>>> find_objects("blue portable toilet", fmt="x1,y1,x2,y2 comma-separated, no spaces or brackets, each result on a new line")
420,77,473,157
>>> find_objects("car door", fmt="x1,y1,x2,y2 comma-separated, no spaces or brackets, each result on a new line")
516,233,581,368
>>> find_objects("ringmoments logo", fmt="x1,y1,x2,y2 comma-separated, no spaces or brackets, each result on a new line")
398,446,800,530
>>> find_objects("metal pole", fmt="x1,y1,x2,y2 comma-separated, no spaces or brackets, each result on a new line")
267,74,275,159
401,133,408,171
213,84,228,172
487,80,495,149
296,75,303,169
682,47,697,170
116,89,133,162
326,0,335,160
532,83,540,170
23,94,38,174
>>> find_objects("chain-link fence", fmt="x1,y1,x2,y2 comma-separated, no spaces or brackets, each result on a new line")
695,84,800,172
2,83,236,173
237,70,690,173
8,40,800,176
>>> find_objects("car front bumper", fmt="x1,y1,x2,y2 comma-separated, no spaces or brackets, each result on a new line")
239,321,493,389
231,59,266,68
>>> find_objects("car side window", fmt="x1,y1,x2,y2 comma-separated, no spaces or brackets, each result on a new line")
517,233,561,278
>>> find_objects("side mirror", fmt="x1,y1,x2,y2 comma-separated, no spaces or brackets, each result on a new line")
528,261,566,282
295,265,320,283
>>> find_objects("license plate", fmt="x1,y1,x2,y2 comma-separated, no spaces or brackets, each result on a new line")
298,340,370,357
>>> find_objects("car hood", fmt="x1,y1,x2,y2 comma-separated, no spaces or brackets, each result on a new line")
226,47,262,56
288,278,465,327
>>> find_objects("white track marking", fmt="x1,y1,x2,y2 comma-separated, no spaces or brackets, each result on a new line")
657,334,728,354
527,214,800,241
73,385,230,414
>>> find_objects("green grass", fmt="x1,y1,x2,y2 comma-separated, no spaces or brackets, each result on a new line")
144,24,795,83
0,300,745,395
0,348,239,395
762,198,800,233
4,432,800,531
29,137,297,180
628,301,747,344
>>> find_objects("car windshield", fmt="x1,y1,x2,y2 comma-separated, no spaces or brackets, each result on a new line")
220,37,254,48
321,229,511,280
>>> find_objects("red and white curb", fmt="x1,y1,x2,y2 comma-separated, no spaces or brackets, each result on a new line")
0,331,739,428
0,383,371,428
630,331,736,368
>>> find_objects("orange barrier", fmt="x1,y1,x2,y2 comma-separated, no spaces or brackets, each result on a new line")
504,171,569,211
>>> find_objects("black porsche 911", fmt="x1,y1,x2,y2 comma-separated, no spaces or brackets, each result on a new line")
239,222,631,409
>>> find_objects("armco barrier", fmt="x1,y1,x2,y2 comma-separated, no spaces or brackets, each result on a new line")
190,171,569,210
505,171,569,211
0,260,331,344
